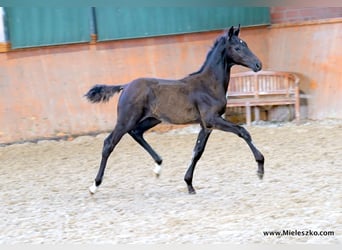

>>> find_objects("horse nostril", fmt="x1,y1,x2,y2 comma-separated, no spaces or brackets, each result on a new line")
256,62,262,71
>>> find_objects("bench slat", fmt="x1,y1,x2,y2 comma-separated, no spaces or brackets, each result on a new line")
226,70,300,125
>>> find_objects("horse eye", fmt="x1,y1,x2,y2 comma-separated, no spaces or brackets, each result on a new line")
235,47,241,51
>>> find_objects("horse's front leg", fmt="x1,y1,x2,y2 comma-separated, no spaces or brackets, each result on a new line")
209,116,264,179
184,126,212,194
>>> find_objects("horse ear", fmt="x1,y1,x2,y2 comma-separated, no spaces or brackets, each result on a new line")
228,26,234,39
234,24,240,36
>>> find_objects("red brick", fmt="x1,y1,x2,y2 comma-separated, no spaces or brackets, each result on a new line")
285,10,300,18
300,8,317,17
271,11,284,23
270,7,342,24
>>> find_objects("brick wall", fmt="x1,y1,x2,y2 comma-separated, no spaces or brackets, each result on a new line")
271,7,342,23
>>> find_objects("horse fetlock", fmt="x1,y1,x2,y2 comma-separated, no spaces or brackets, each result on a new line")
257,168,264,180
188,186,197,195
95,178,102,186
256,157,265,180
153,163,162,177
89,181,98,194
184,176,196,194
257,154,265,164
155,158,163,166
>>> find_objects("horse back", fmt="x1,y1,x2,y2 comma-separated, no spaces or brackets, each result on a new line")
118,77,201,124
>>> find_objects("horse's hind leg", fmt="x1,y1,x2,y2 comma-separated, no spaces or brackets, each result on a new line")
89,126,126,194
128,117,163,176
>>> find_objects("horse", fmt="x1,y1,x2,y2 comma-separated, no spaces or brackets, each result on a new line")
85,25,264,195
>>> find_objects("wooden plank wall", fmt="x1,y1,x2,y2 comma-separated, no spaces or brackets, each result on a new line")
268,19,342,119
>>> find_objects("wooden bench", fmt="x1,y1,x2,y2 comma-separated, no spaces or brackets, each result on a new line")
226,70,300,125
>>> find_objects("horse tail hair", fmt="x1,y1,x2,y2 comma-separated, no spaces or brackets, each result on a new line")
84,84,125,103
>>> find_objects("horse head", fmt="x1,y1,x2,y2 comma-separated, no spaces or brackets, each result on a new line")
225,25,262,72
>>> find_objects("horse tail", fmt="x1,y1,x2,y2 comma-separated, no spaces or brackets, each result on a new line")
84,84,125,103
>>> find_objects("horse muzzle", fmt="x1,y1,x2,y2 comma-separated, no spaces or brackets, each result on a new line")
253,61,262,72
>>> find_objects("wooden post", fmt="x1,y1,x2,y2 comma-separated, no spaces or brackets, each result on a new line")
246,102,251,126
254,106,260,122
295,83,300,125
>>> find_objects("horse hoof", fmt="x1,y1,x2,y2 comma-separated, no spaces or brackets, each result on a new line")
153,163,162,178
187,187,197,195
89,181,98,194
257,171,264,180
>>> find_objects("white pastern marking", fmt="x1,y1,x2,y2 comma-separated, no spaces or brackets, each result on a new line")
153,163,162,176
89,181,97,194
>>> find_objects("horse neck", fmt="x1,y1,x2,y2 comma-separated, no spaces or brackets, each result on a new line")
188,36,234,93
204,45,232,93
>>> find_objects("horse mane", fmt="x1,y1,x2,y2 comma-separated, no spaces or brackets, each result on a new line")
189,34,227,76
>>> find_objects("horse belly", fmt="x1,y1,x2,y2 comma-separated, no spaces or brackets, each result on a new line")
152,95,199,124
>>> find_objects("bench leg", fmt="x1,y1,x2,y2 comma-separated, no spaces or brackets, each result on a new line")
254,106,260,123
246,104,251,126
295,102,300,125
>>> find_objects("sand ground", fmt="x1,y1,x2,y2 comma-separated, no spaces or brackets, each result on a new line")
0,120,341,243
